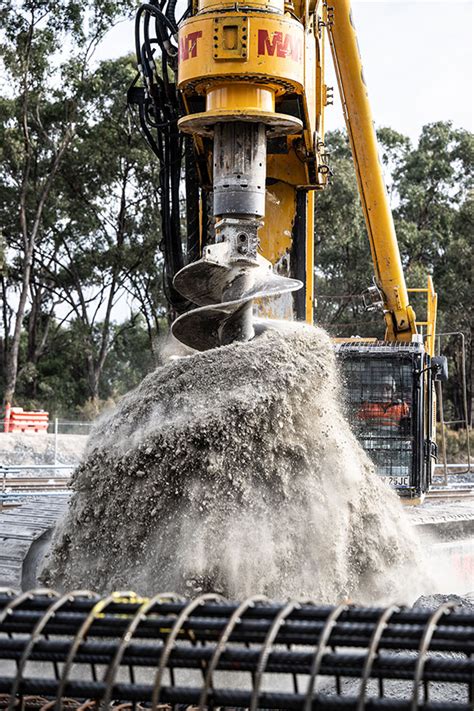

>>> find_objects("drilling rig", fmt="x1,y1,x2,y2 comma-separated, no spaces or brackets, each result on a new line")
1,9,473,708
128,0,448,503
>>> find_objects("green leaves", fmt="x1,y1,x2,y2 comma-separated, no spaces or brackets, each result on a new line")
1,3,161,410
314,129,380,337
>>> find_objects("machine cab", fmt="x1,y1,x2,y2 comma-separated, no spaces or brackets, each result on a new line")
335,341,437,501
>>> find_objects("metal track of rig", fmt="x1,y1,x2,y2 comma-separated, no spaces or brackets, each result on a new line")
3,473,472,501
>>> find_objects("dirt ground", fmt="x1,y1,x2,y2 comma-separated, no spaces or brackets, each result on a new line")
0,432,87,468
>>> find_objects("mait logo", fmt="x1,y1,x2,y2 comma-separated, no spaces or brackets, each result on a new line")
257,29,302,61
179,31,202,61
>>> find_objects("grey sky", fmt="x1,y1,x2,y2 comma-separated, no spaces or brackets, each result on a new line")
327,0,473,140
96,0,473,143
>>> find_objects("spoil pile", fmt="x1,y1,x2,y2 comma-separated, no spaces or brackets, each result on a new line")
41,324,431,603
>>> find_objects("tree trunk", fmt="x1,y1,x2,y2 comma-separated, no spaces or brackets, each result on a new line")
3,244,34,405
3,127,74,407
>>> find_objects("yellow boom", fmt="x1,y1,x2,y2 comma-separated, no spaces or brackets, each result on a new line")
327,0,418,342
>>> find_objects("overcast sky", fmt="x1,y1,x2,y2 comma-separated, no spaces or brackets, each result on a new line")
95,0,473,143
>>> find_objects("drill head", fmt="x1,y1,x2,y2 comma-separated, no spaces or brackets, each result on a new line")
172,122,302,351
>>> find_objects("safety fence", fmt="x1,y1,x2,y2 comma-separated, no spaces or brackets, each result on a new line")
1,418,93,436
435,332,472,481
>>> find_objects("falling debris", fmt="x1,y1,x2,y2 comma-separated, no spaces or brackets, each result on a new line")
41,324,433,603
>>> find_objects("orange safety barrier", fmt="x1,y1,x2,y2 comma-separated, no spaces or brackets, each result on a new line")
3,404,49,433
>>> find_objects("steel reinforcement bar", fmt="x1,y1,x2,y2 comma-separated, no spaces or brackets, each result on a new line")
0,589,472,710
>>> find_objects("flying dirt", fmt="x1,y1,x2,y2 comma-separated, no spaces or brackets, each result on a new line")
41,324,433,603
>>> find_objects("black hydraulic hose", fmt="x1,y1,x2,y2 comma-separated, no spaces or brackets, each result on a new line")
141,5,183,284
143,11,163,72
169,119,184,273
137,3,177,40
138,44,178,301
136,3,176,81
185,135,201,263
132,1,188,315
138,103,162,162
165,0,179,31
134,7,143,70
177,5,191,24
160,51,172,113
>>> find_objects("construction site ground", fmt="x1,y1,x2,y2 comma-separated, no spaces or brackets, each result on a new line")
0,427,472,707
0,432,87,469
0,411,472,597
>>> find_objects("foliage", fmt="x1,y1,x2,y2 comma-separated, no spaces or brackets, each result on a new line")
13,315,162,419
0,0,135,406
1,1,166,409
314,129,382,338
39,54,166,402
436,425,474,464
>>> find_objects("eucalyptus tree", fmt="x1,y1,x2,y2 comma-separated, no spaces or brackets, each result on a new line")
0,0,134,406
314,129,383,338
43,55,166,407
315,123,473,424
392,122,473,424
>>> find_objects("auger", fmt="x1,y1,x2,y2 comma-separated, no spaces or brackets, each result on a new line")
172,120,302,350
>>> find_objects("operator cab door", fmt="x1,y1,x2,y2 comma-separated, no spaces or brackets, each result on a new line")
335,342,431,500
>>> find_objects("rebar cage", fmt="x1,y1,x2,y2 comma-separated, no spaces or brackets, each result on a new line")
335,341,430,498
0,590,473,710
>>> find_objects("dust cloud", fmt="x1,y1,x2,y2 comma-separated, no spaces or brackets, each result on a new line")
41,324,433,603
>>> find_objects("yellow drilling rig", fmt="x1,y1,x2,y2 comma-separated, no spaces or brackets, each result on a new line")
128,0,448,502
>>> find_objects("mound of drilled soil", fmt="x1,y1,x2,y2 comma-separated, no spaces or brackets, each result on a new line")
41,324,432,603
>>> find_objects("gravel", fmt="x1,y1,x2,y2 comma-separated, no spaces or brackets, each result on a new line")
40,323,437,605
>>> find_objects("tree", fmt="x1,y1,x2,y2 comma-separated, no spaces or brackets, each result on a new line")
314,129,383,338
14,315,159,419
36,56,165,408
0,0,134,407
391,122,473,424
1,53,168,412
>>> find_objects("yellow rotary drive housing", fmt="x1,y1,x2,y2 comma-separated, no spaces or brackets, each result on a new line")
177,1,306,138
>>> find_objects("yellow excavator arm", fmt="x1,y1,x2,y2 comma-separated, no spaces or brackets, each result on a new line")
326,0,418,342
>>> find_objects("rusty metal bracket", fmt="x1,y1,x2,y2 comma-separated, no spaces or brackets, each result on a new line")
213,17,249,60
